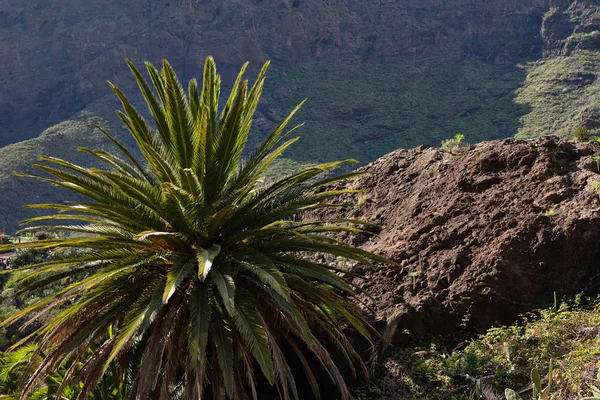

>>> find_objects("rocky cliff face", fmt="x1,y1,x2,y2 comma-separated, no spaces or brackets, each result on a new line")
542,0,600,56
310,136,600,340
0,0,547,145
516,0,600,138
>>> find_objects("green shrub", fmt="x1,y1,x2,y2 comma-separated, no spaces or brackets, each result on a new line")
441,133,468,152
573,127,595,142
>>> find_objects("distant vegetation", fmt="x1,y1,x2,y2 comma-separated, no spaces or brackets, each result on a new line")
0,54,529,233
263,55,527,165
516,51,600,140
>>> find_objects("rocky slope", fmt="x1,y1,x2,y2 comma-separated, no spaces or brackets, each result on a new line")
517,0,600,138
312,136,600,341
0,0,546,145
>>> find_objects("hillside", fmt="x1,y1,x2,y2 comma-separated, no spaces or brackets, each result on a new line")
0,0,599,232
0,0,546,146
517,1,600,138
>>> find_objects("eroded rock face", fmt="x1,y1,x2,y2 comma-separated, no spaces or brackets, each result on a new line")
0,0,547,145
310,136,600,340
516,1,600,139
542,0,600,56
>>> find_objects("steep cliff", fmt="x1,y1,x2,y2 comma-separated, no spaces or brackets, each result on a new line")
0,0,547,145
517,0,600,138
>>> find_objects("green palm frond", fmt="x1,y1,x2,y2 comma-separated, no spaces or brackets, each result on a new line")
1,56,393,399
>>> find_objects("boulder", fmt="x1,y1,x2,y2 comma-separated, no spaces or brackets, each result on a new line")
310,136,600,340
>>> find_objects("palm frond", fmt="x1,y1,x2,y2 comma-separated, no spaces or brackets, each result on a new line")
3,56,394,399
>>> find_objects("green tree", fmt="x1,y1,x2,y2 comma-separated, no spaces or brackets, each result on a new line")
0,57,389,399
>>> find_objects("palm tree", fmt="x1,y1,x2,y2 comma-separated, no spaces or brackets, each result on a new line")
0,57,390,399
0,343,134,399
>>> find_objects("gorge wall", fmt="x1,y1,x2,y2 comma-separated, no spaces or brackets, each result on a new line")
1,0,600,233
0,0,547,145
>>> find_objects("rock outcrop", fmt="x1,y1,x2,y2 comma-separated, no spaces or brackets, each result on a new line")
311,136,600,340
542,0,600,57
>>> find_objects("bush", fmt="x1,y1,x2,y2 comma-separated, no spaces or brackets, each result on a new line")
441,133,468,152
573,127,596,142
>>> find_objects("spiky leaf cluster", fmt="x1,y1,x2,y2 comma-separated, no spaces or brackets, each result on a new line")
1,57,388,399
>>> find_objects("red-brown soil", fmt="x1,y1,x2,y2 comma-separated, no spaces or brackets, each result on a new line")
311,136,600,341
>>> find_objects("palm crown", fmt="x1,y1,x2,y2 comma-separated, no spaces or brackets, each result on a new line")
1,57,388,399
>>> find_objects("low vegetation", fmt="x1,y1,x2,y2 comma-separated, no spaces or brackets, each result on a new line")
573,127,596,143
441,133,468,152
356,299,600,399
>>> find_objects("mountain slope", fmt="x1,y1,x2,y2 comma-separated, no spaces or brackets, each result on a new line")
0,0,546,145
2,0,600,232
517,1,600,138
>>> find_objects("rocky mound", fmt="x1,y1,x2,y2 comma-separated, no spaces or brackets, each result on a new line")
312,136,600,341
